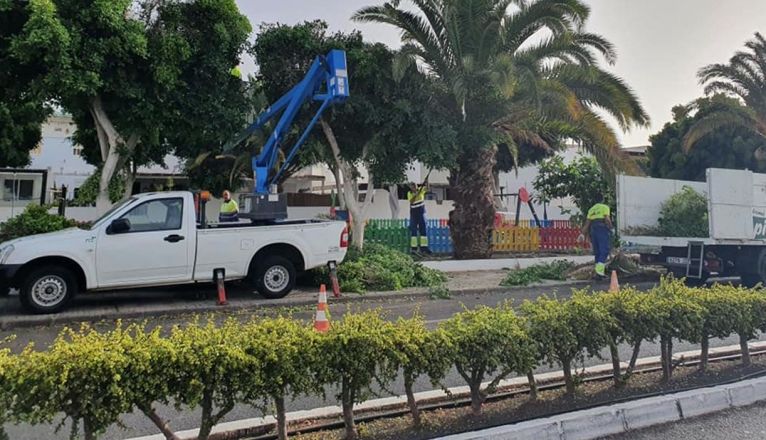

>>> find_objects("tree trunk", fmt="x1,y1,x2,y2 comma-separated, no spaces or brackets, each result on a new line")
562,357,575,396
526,370,538,401
83,419,96,440
341,378,357,440
275,394,288,440
740,333,751,366
388,184,400,219
468,381,484,416
321,118,374,250
122,161,137,201
198,390,215,440
404,376,421,427
660,335,671,382
626,340,642,376
331,163,346,210
89,96,138,214
608,339,622,387
700,334,709,373
449,147,497,259
141,406,181,440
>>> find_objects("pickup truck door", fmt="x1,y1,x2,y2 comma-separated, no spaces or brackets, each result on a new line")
95,197,193,287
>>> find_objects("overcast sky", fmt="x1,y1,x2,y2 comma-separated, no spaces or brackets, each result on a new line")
237,0,766,147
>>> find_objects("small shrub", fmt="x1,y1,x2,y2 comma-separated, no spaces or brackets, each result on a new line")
316,310,398,440
656,186,709,237
521,293,612,395
500,260,574,287
440,305,536,415
0,204,79,242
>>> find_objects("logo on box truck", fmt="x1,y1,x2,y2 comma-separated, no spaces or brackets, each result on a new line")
754,208,766,240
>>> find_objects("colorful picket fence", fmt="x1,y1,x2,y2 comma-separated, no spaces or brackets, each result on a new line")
364,218,588,255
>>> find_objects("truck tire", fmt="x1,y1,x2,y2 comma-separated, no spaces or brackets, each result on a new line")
253,256,296,299
740,248,766,288
741,274,763,288
19,265,76,314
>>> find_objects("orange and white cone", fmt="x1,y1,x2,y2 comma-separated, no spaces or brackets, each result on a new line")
314,284,330,333
609,270,620,293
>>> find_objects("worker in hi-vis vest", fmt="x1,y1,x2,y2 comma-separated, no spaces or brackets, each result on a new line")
407,179,430,254
579,194,613,278
219,190,239,222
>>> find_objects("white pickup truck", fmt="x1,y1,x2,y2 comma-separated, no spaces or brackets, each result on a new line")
0,191,348,313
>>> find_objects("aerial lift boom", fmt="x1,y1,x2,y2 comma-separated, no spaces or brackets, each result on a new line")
224,49,349,220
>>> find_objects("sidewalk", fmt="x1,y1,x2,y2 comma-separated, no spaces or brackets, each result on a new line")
423,255,592,272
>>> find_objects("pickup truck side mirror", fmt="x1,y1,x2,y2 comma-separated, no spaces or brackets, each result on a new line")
107,218,131,235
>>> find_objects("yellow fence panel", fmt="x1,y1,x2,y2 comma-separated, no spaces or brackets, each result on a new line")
492,227,540,252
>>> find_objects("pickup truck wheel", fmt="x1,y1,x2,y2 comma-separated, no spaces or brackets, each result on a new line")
19,266,76,314
254,256,296,299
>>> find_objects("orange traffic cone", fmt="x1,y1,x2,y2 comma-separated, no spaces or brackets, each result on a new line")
314,284,330,333
609,270,620,293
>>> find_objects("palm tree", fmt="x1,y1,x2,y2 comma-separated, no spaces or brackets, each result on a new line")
353,0,648,259
685,32,766,151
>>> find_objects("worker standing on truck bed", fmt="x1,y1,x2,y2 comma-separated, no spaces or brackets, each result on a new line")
579,194,613,278
408,179,430,254
219,190,239,222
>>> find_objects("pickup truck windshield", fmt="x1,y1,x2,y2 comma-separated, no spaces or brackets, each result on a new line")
89,197,137,230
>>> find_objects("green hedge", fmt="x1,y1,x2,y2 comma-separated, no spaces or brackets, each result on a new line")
2,278,765,440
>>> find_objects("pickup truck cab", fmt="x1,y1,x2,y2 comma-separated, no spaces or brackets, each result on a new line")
0,191,348,313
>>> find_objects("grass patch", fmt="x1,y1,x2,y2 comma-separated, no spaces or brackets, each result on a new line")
500,260,575,287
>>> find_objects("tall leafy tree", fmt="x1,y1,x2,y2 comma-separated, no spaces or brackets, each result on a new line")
253,21,456,247
8,0,251,211
685,33,766,151
354,0,648,258
0,0,51,167
651,95,766,181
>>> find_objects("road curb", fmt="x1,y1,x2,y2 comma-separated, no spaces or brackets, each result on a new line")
433,376,766,440
0,279,614,331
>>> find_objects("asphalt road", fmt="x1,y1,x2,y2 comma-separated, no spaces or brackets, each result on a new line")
3,280,760,440
605,402,766,439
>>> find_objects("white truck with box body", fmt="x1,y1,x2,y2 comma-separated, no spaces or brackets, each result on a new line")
618,168,766,285
0,191,349,313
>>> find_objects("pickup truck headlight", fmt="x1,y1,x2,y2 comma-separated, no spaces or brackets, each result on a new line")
0,244,14,265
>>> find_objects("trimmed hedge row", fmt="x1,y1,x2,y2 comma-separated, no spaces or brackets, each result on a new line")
1,278,766,440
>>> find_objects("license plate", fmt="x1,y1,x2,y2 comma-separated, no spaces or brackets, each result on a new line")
666,257,689,265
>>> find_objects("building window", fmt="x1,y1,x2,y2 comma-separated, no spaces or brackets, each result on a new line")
3,179,35,201
72,144,84,156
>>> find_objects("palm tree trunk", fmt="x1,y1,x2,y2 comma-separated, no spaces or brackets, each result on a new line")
450,147,497,259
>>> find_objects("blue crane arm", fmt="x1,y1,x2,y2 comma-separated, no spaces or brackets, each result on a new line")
224,49,349,194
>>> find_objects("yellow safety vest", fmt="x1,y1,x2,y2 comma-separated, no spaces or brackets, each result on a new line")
587,203,610,220
408,187,427,209
221,199,239,214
